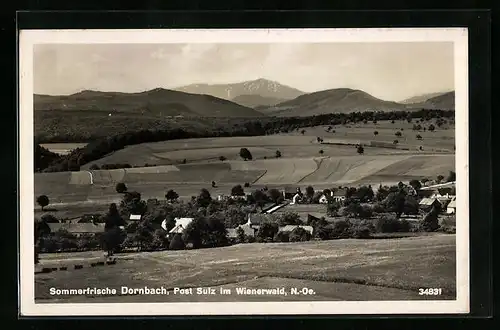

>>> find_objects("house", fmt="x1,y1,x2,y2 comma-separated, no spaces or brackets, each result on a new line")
164,217,194,237
260,202,277,213
289,193,304,205
331,188,348,203
446,198,456,214
246,213,272,231
283,186,302,200
129,214,142,222
227,223,257,239
418,198,442,211
47,223,106,237
318,194,331,204
278,225,314,235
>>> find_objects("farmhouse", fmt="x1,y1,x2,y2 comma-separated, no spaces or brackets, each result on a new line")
227,223,257,239
331,188,348,202
278,225,314,235
319,194,330,204
165,217,194,237
47,223,106,237
418,198,442,212
446,198,456,214
246,213,272,231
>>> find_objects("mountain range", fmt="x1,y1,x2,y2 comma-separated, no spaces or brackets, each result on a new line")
34,79,455,118
34,88,263,118
174,78,304,106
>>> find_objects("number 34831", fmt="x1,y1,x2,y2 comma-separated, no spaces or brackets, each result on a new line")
418,288,442,295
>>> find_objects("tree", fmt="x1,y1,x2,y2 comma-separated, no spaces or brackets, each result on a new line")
436,175,445,183
446,171,456,182
330,220,351,239
103,203,124,230
289,227,311,242
274,231,290,242
37,195,49,211
165,189,179,202
231,184,245,197
428,124,435,131
41,214,59,223
101,226,126,255
169,234,185,250
393,140,399,144
275,150,282,158
256,222,279,241
384,191,407,218
236,227,246,243
211,181,216,188
409,179,422,191
355,185,374,202
115,182,127,194
391,120,395,124
120,191,146,216
395,131,402,137
219,155,227,161
416,134,422,140
374,131,379,136
239,148,253,161
251,189,267,210
375,185,390,201
89,164,100,170
267,188,283,204
244,182,250,188
305,186,315,201
277,212,302,226
357,145,364,154
196,188,212,208
300,129,306,135
421,206,440,232
319,149,324,155
326,201,341,217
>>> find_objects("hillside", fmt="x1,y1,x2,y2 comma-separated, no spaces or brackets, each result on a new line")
231,94,287,108
33,88,264,118
400,91,451,104
173,78,305,101
407,91,455,110
259,88,407,117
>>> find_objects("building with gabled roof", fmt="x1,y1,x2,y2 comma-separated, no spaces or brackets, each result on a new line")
418,197,442,211
166,217,194,237
278,225,314,235
47,223,106,237
446,197,456,214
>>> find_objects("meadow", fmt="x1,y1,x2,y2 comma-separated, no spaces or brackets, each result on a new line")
34,120,455,212
35,234,456,303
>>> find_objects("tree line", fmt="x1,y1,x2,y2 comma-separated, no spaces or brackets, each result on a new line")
35,109,454,172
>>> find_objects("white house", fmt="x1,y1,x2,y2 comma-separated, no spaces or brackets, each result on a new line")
162,217,194,237
446,198,456,214
319,194,330,204
331,188,348,202
129,214,142,222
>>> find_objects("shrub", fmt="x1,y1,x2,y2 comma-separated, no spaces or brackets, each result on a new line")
375,216,404,233
319,149,324,155
274,231,290,242
330,220,351,239
256,222,279,241
395,131,402,137
416,134,423,140
219,155,227,161
275,150,282,158
373,131,379,135
357,145,364,154
446,171,456,182
89,164,100,170
169,234,185,250
428,124,435,131
393,139,399,144
165,189,179,202
244,182,250,188
289,227,312,242
115,182,127,194
352,226,371,239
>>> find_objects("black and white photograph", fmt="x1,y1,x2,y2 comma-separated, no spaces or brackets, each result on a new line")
19,28,469,316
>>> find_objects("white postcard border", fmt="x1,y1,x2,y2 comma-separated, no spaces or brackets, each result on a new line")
19,28,469,316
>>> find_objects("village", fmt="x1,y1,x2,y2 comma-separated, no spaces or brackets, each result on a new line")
34,173,457,257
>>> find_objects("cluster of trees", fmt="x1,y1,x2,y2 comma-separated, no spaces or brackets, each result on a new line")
36,109,454,172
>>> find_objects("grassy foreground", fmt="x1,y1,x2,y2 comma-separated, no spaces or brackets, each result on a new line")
35,234,456,303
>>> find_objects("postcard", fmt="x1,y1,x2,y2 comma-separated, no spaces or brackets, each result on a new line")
19,28,469,316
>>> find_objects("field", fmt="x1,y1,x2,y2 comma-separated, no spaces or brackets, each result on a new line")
35,234,456,303
34,120,455,212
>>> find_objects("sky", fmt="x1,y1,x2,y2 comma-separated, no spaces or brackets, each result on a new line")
33,42,454,102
